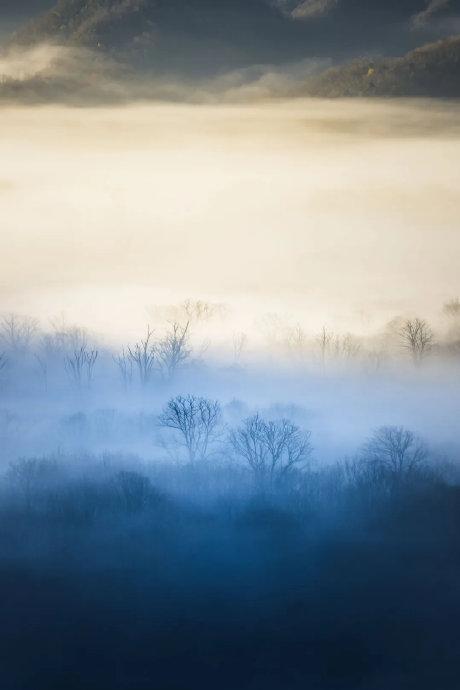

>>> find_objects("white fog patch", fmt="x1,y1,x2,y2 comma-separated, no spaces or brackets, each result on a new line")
0,98,459,341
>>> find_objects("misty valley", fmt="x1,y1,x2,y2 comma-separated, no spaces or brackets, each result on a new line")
1,21,460,684
0,300,460,689
2,0,460,685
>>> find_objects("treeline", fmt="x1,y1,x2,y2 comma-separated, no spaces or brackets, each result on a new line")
1,391,454,525
1,299,460,396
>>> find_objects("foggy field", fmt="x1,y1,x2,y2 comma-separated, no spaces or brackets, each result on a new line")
1,97,460,690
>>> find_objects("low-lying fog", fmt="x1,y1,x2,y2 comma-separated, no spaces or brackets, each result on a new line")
1,98,459,339
1,97,460,470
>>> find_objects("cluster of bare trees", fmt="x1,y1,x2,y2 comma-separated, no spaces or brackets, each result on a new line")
158,394,312,488
345,425,428,501
156,393,433,499
65,346,99,390
115,321,192,389
267,316,439,371
0,311,195,392
229,414,312,487
0,296,459,397
0,314,38,353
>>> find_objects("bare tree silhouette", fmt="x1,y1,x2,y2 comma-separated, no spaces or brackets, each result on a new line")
157,322,191,380
0,314,38,353
65,346,98,389
128,327,156,386
230,414,312,487
399,318,434,364
358,425,428,491
159,394,222,463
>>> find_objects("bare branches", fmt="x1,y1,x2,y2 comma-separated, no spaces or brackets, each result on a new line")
0,314,38,352
229,414,312,487
156,321,191,381
443,298,460,318
399,318,434,364
150,300,227,328
128,327,156,386
361,425,428,485
158,395,222,463
316,326,334,371
182,299,226,324
65,346,98,389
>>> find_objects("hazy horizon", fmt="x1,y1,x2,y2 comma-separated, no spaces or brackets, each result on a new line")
0,97,459,344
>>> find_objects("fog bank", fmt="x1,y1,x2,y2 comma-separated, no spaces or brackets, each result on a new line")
1,98,459,340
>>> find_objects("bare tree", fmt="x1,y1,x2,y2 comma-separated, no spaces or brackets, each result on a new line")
229,414,312,487
443,298,460,318
114,348,133,391
316,326,334,372
156,322,191,381
399,318,434,364
0,314,38,352
0,352,7,375
128,327,156,386
182,299,226,324
158,394,222,463
65,346,98,389
150,300,227,327
361,425,428,485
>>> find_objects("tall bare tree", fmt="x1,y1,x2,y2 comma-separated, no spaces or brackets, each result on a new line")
128,327,156,386
316,326,334,372
65,346,98,389
156,322,191,381
399,318,434,364
158,394,221,463
362,425,427,485
229,414,312,487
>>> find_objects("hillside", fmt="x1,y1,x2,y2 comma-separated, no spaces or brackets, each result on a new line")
307,35,460,98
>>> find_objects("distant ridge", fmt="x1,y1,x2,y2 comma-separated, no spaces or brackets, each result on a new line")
306,35,460,98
